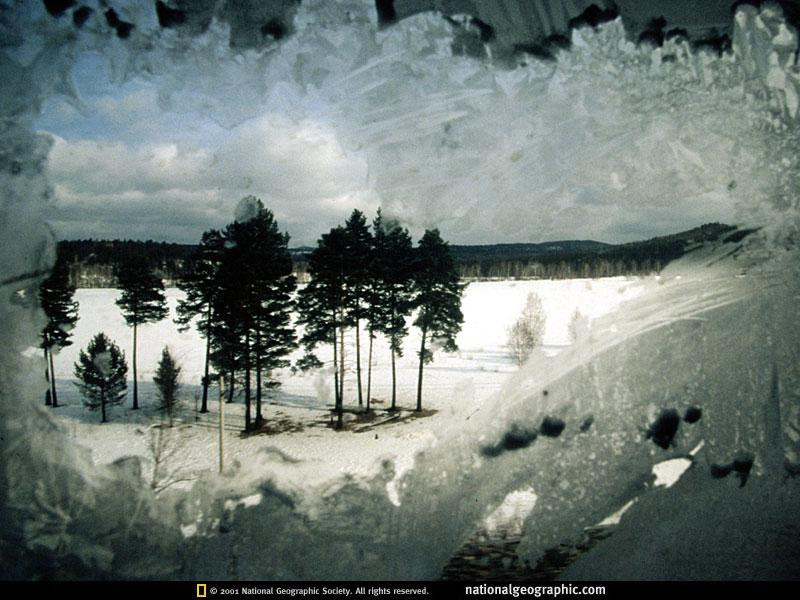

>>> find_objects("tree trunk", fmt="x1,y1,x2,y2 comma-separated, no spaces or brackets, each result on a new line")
201,305,211,413
219,375,225,474
337,325,344,430
244,329,251,432
390,344,397,411
366,331,373,413
255,329,262,430
332,322,340,412
101,392,107,423
44,347,52,406
338,310,345,405
132,322,139,410
416,328,426,412
355,317,363,408
227,370,235,403
49,346,58,407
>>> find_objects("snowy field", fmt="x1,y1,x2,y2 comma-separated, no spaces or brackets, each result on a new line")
45,278,644,491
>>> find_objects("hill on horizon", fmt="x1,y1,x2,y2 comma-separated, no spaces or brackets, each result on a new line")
57,222,748,286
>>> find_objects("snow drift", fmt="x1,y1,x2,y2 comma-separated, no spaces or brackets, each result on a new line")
1,0,799,580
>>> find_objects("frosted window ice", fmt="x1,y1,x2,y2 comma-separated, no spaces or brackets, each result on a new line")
1,0,799,580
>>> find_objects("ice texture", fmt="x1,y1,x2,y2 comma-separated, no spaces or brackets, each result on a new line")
443,248,800,576
1,0,799,580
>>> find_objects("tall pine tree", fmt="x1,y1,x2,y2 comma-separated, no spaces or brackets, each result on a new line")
115,255,168,410
412,229,464,411
39,252,79,407
214,197,297,432
237,200,296,430
297,226,348,429
362,211,387,413
175,229,224,413
342,210,373,409
371,213,415,411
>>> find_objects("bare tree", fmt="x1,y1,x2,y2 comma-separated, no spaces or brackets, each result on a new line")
568,308,589,344
507,292,546,366
147,425,193,494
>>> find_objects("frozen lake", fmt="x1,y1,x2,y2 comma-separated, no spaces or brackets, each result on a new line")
52,277,644,404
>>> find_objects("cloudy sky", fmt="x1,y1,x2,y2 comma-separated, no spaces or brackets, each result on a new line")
37,53,380,247
36,2,744,248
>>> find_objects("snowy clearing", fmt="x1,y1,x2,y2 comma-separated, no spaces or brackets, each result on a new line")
46,278,643,491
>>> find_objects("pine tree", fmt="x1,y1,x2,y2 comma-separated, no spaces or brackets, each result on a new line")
213,197,297,432
362,212,386,413
297,226,348,429
39,252,79,407
175,229,224,413
213,227,256,432
115,255,169,409
153,347,181,427
208,292,243,406
412,229,464,411
371,214,415,411
342,210,373,409
235,200,296,431
74,332,128,423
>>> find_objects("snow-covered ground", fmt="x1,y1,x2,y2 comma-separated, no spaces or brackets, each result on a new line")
45,278,643,491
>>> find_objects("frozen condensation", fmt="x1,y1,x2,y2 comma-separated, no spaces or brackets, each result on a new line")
1,0,799,580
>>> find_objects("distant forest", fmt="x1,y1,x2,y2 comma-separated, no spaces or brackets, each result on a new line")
58,223,746,287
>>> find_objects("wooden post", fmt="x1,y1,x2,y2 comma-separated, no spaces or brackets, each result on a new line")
219,375,225,474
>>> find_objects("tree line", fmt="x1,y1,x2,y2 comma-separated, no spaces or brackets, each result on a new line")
39,198,465,432
456,223,739,279
458,257,666,280
58,239,195,287
59,222,738,287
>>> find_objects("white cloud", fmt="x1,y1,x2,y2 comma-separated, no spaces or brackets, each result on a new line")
47,136,216,195
215,115,369,201
43,113,373,245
